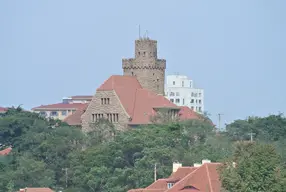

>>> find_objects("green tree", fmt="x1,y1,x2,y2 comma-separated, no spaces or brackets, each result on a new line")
219,142,286,192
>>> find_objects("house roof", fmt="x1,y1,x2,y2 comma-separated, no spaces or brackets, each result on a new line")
0,107,7,113
97,75,201,124
0,147,12,155
32,103,86,111
128,163,222,192
63,104,89,126
19,188,53,192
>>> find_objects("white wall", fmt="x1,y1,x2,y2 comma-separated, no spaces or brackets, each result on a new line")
165,75,204,113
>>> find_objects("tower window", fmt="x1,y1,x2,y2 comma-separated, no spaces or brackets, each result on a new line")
132,72,134,76
143,52,146,56
138,52,140,56
153,73,155,76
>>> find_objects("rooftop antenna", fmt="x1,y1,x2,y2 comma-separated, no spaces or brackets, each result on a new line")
139,25,141,39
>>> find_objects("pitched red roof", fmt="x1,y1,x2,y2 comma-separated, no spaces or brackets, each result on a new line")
97,75,201,125
32,103,85,110
0,147,12,155
19,188,53,192
129,163,222,192
63,104,88,126
0,107,7,113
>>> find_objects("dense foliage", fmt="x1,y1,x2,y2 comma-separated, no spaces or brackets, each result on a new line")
1,108,286,191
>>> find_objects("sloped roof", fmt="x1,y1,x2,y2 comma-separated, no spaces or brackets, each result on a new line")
166,163,222,192
128,163,222,192
0,147,12,155
63,104,88,126
97,75,201,125
32,103,85,110
19,188,53,192
0,107,7,113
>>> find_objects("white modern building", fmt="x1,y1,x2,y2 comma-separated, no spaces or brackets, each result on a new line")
165,75,204,113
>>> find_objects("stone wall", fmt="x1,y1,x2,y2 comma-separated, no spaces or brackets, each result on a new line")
81,90,130,132
122,38,166,95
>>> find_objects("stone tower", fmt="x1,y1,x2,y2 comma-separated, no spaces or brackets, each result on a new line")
122,38,166,95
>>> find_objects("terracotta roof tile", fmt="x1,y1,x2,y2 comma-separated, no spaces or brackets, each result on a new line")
18,188,53,192
63,104,88,126
32,103,85,110
129,163,222,192
166,163,222,192
96,75,201,125
0,107,7,112
0,147,12,155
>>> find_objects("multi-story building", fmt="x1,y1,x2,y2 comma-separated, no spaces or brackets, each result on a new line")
32,95,92,121
165,75,204,113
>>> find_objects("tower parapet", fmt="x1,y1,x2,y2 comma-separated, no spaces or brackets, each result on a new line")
122,38,166,95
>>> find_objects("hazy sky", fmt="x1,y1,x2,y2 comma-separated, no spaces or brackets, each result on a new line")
1,0,285,126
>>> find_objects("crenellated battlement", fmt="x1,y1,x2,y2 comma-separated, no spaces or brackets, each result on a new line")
122,38,166,95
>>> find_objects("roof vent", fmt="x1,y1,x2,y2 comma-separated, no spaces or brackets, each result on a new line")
194,163,202,167
202,159,211,164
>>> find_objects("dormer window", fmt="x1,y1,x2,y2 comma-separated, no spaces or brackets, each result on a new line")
167,183,174,189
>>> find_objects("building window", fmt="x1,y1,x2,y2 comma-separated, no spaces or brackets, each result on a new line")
199,93,202,97
167,183,174,189
191,106,194,110
183,99,185,105
175,99,180,103
107,113,119,122
101,98,110,105
170,99,174,103
61,111,67,116
51,111,58,116
138,52,140,56
199,100,201,104
190,82,192,87
153,73,155,76
143,52,146,56
170,92,175,96
196,100,198,104
39,111,47,117
92,113,104,122
190,99,194,103
176,92,180,96
182,81,184,87
173,81,175,85
199,107,202,112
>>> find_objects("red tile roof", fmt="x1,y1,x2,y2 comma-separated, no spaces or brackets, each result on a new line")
97,75,201,125
129,163,222,192
0,147,12,155
0,107,7,113
63,104,88,126
19,188,53,192
32,103,85,110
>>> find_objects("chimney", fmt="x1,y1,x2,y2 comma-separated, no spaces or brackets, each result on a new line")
19,189,25,192
172,162,182,173
202,159,211,164
193,163,202,167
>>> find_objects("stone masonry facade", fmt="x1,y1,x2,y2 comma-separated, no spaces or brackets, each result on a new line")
81,90,131,132
122,38,166,95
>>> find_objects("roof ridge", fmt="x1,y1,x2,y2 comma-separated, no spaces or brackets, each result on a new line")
206,163,213,192
131,88,139,118
165,166,200,192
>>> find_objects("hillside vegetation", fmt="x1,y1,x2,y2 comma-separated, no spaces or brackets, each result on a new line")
1,108,286,192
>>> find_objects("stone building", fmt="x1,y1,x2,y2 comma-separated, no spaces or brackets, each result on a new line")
65,38,202,131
